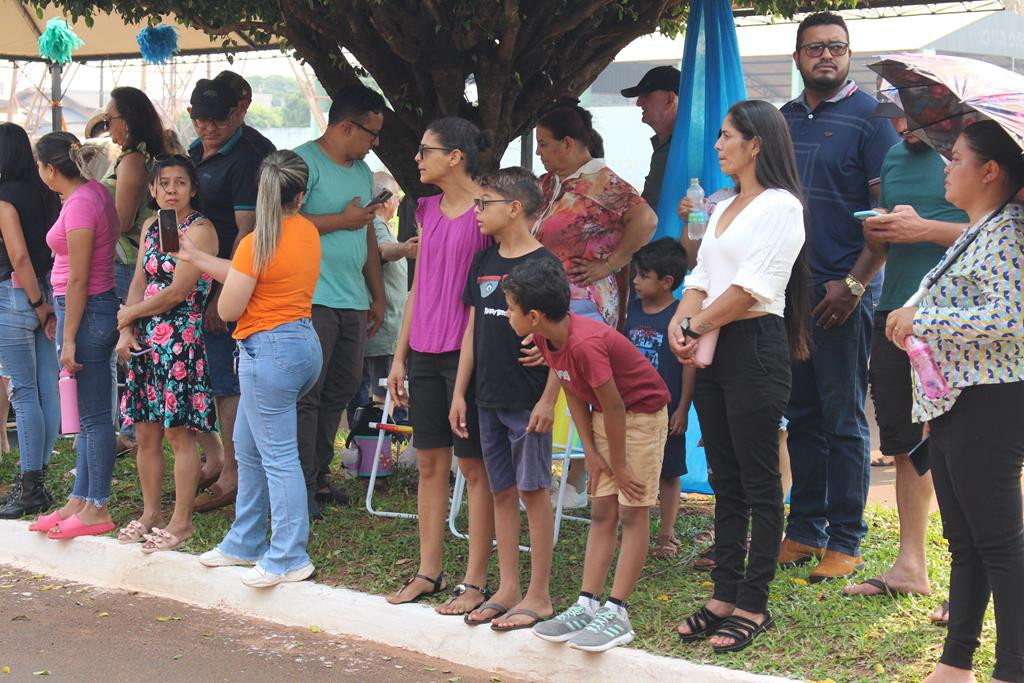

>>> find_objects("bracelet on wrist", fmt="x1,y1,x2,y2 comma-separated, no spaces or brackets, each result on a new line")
29,294,44,309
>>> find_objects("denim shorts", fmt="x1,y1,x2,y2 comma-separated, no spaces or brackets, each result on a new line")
477,406,553,493
205,325,241,397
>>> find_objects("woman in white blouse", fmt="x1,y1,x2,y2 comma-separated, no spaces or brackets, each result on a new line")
669,99,809,654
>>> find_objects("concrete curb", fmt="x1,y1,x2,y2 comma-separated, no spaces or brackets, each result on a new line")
0,520,795,682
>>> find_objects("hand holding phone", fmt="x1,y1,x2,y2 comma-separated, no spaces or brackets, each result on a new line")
158,209,179,252
366,189,393,208
853,210,880,220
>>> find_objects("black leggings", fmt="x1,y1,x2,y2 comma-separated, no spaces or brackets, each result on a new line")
694,316,791,614
931,381,1024,682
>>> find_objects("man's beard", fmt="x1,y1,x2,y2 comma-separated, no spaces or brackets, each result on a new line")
802,63,850,92
904,136,931,154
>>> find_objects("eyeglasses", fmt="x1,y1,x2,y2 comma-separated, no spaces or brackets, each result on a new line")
190,116,232,130
418,144,454,157
474,198,517,212
351,120,382,140
102,114,123,124
798,41,849,58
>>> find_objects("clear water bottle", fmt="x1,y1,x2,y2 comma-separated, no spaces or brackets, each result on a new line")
904,336,950,400
686,178,707,240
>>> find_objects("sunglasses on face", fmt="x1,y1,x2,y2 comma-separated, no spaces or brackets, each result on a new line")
799,41,849,58
418,144,454,157
351,120,382,140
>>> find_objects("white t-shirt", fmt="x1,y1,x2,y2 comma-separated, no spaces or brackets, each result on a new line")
684,188,805,317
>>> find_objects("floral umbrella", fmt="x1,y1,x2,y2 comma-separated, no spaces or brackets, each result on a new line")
868,53,1024,159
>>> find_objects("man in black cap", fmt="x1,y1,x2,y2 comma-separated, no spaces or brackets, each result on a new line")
214,70,276,157
186,77,269,513
621,65,681,209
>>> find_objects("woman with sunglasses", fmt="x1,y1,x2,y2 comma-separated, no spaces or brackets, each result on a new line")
386,118,495,614
100,86,168,454
114,155,218,552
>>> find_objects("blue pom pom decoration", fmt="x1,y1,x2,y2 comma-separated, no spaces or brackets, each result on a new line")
37,17,84,64
137,25,179,64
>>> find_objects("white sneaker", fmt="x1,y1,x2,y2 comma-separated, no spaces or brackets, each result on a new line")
551,482,589,510
198,548,255,568
241,562,315,588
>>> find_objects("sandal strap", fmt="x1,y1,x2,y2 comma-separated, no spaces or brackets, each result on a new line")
714,614,760,640
410,572,442,590
452,582,490,598
686,605,719,632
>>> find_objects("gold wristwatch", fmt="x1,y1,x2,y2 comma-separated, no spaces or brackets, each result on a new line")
844,274,866,297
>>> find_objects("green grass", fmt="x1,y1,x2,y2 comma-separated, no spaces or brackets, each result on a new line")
0,437,996,682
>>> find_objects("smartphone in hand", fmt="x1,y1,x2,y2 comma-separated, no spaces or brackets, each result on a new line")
366,189,393,208
853,210,880,220
158,209,179,252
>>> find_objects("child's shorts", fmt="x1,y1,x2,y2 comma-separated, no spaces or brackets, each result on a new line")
408,349,482,458
591,407,668,507
478,407,553,493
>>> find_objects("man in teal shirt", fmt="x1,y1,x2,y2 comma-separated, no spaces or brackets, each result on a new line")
844,101,967,613
294,84,386,519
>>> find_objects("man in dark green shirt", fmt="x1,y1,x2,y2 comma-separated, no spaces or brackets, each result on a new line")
621,65,680,209
843,102,967,612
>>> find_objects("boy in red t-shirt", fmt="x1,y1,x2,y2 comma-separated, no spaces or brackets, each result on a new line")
502,257,670,652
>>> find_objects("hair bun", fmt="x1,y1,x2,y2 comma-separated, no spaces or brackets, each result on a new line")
478,130,494,152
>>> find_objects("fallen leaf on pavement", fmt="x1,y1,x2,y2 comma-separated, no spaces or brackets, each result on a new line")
790,578,809,586
173,655,183,661
11,615,29,622
2,665,9,674
31,672,50,676
309,625,321,633
36,585,55,591
97,612,109,618
0,584,16,589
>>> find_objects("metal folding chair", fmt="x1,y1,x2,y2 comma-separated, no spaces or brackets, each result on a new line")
364,379,416,520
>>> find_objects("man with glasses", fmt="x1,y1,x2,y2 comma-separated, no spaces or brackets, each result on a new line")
187,77,269,512
294,83,387,519
779,12,900,583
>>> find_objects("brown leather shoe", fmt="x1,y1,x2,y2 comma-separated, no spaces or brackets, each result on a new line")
778,537,825,568
808,549,865,583
194,483,236,513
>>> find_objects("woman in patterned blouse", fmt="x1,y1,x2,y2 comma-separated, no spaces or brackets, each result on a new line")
886,120,1024,683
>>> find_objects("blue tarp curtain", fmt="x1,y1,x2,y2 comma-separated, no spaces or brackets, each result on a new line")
656,0,747,494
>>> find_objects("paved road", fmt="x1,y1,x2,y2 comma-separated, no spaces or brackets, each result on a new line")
0,566,514,683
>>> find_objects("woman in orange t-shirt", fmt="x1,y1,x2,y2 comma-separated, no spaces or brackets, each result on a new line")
175,150,323,588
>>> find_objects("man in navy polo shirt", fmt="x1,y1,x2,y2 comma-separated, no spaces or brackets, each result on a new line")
779,12,900,582
186,78,268,512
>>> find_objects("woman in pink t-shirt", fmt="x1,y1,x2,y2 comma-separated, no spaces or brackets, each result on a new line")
27,132,120,540
386,117,494,612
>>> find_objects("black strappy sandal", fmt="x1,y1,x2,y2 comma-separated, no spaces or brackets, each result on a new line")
677,605,730,642
711,611,775,654
389,572,446,605
437,582,492,616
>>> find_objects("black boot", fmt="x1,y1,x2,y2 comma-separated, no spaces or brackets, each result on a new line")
0,470,50,519
1,471,22,505
40,465,54,506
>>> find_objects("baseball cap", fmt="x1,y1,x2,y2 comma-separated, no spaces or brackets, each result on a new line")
189,78,238,120
620,66,681,97
214,70,252,102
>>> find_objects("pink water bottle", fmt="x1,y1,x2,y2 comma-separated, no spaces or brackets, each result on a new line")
904,336,950,400
58,368,80,434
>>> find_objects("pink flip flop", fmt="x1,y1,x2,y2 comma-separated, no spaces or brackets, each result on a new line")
46,514,116,540
28,510,67,533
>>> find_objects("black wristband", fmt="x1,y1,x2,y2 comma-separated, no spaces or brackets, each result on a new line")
29,294,44,309
682,326,702,340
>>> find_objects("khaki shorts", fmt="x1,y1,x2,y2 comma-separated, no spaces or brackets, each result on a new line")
591,407,668,507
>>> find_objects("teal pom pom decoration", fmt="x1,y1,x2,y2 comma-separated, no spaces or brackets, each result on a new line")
37,17,84,64
137,25,179,64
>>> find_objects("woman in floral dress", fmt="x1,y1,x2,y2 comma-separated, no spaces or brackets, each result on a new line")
114,155,218,552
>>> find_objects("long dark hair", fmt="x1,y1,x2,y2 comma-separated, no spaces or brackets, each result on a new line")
426,117,494,177
727,99,811,361
109,86,167,156
536,105,605,158
35,131,86,180
0,122,60,224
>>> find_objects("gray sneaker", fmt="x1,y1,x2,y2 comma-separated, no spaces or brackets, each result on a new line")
567,606,634,652
532,603,595,642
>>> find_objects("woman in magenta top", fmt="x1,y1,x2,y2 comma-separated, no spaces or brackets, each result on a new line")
28,132,120,540
386,117,494,612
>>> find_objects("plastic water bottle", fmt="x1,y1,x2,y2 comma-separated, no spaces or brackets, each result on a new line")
58,368,80,434
904,336,950,400
686,178,707,240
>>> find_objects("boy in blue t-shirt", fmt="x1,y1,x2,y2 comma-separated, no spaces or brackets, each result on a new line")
625,237,694,559
451,167,562,631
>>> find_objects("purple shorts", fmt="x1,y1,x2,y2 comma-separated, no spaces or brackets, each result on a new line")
477,407,553,493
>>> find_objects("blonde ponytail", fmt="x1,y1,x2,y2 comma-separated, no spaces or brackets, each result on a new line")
252,150,309,274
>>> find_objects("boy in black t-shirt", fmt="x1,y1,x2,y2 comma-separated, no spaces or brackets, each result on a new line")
626,237,694,559
452,167,562,631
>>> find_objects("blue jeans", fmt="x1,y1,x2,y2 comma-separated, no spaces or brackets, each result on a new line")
217,319,322,574
784,285,876,556
55,290,119,507
0,278,60,471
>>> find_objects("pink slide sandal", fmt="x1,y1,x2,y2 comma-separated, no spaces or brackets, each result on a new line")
46,514,116,540
28,510,67,533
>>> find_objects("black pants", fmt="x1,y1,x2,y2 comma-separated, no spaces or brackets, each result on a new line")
694,316,791,613
931,381,1024,682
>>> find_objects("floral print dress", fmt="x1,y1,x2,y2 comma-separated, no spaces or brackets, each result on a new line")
122,211,215,431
